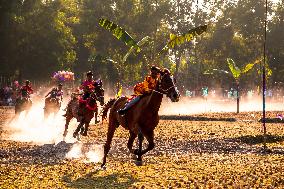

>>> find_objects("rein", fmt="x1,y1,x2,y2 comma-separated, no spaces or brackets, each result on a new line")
154,74,176,95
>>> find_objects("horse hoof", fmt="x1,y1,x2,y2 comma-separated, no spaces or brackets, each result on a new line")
73,132,78,138
135,160,143,166
101,165,107,170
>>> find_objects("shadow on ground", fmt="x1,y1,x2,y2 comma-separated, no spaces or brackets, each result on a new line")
259,118,284,123
63,170,138,189
236,134,284,145
0,141,74,165
160,115,236,122
151,134,284,156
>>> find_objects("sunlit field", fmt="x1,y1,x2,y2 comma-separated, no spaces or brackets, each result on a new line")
1,98,284,188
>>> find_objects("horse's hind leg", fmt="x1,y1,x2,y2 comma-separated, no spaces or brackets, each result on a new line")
101,121,118,167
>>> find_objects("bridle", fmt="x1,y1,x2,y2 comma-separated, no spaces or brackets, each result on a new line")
153,74,176,95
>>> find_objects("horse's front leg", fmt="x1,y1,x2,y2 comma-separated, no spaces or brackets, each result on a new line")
133,129,144,165
94,109,99,124
140,130,155,156
81,122,89,136
127,131,137,154
63,116,72,137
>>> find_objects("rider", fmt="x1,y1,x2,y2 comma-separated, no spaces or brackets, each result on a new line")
117,65,161,116
44,83,63,106
80,71,96,100
19,80,33,98
77,71,97,116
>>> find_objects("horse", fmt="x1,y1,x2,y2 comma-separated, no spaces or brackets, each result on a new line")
44,97,61,119
15,96,32,116
101,70,180,167
63,82,104,138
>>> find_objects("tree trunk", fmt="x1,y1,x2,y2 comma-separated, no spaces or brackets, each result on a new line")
236,80,240,113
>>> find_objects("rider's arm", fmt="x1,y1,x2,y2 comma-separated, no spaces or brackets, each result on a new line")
28,86,33,94
134,76,151,95
45,91,51,98
142,76,151,93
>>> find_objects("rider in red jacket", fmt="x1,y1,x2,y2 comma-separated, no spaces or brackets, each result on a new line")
19,80,33,98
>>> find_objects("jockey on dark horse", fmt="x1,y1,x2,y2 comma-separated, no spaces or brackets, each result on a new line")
18,80,33,99
63,71,97,120
44,83,63,107
78,71,97,118
118,66,161,115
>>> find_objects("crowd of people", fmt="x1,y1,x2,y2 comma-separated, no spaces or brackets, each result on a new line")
1,70,284,106
0,83,19,106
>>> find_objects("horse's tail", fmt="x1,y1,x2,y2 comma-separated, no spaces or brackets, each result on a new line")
101,98,116,122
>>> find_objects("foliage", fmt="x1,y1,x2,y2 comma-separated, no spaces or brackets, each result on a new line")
0,0,283,90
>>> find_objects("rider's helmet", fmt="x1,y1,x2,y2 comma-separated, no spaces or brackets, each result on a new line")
86,71,93,81
58,83,63,89
151,65,161,72
86,71,93,76
150,66,161,79
25,80,30,85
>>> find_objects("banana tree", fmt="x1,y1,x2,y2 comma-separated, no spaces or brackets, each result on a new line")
158,25,207,79
99,18,139,50
227,58,261,113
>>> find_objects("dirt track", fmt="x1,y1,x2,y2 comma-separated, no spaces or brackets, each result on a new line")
1,107,284,188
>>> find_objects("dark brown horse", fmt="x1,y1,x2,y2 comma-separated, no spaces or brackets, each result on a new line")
15,97,32,116
101,70,180,167
44,97,61,119
63,84,104,138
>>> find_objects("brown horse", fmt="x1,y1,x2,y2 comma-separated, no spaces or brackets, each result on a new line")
63,84,104,138
101,70,180,167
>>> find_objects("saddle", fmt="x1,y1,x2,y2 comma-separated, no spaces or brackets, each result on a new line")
79,98,97,111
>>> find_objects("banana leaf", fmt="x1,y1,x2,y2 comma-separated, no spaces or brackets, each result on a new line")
123,36,151,63
99,18,138,48
227,58,241,79
160,25,207,53
242,58,261,74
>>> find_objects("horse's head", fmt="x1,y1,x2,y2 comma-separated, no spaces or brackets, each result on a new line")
94,79,104,106
158,69,180,102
